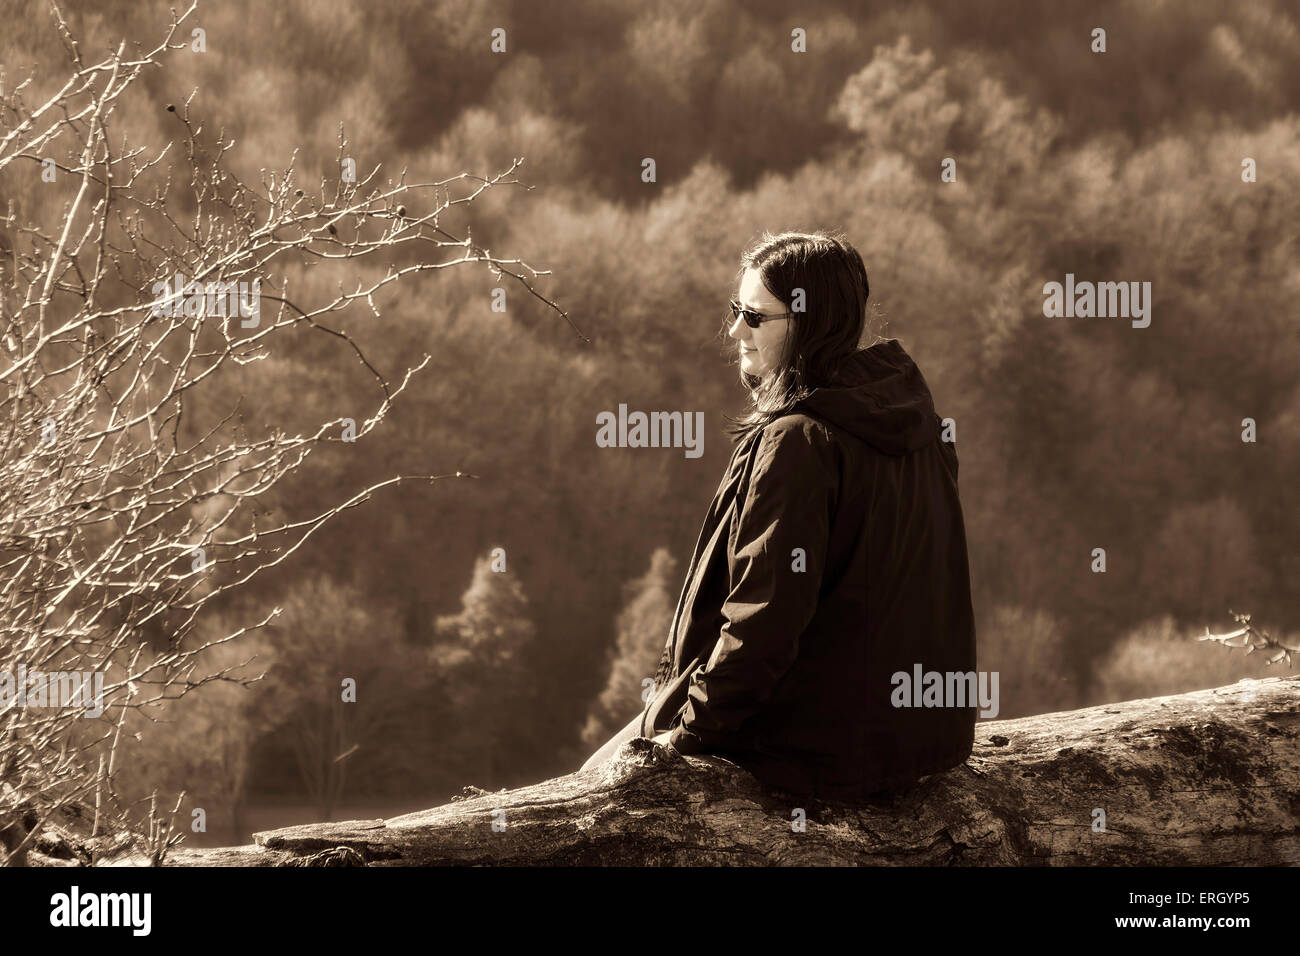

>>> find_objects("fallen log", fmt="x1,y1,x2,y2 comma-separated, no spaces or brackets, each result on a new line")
157,674,1300,866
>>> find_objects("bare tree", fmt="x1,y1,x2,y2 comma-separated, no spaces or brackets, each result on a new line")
0,1,573,864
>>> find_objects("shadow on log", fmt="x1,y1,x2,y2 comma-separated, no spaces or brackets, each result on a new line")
151,676,1300,865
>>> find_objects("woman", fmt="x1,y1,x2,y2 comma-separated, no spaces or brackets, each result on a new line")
580,230,977,800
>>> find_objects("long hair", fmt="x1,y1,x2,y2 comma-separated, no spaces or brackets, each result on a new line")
725,229,875,440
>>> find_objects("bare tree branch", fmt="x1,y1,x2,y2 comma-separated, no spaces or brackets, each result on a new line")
0,1,573,865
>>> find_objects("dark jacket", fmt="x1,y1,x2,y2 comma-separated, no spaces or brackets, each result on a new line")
642,338,977,799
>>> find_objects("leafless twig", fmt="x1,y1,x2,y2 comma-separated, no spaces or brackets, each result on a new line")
1198,610,1297,667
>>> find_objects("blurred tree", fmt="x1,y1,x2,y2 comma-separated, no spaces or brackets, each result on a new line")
1137,498,1265,621
975,604,1077,719
430,554,538,787
581,547,679,749
252,577,421,821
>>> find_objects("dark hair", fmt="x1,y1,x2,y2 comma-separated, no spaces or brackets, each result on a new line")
725,229,875,439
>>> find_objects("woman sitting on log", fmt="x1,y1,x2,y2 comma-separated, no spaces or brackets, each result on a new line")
581,230,978,801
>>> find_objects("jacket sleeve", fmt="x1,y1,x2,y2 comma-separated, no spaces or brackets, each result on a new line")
668,418,837,754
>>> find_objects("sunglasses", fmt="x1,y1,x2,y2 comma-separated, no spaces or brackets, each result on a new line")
729,299,797,329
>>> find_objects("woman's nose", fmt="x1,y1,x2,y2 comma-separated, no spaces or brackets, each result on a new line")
727,315,749,340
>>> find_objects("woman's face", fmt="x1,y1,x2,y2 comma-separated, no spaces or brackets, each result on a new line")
730,267,791,380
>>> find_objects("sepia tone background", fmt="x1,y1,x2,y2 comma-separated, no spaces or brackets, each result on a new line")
3,0,1297,847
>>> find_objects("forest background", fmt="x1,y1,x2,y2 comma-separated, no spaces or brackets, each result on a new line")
3,0,1296,845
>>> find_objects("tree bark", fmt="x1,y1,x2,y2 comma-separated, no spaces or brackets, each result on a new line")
154,675,1299,865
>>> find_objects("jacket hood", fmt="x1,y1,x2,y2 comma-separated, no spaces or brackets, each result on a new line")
797,339,937,455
